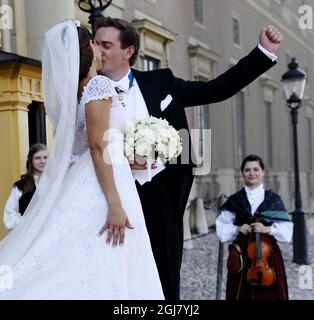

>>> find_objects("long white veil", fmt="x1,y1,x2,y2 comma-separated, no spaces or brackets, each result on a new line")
0,20,80,266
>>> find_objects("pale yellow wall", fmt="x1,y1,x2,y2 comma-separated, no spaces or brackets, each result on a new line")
0,63,43,239
46,118,54,153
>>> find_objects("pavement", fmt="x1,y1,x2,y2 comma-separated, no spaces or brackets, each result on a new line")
180,225,314,300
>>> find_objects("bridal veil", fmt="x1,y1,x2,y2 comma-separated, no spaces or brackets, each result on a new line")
0,20,80,266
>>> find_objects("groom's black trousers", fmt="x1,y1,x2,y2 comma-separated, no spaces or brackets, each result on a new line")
136,165,194,300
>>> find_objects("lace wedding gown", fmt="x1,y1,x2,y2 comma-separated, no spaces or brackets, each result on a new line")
0,75,164,300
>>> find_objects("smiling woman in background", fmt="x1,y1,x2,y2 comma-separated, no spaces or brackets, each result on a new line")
216,154,293,300
3,143,48,230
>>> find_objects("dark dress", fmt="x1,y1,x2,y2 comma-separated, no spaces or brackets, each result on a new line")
13,178,36,215
220,188,291,300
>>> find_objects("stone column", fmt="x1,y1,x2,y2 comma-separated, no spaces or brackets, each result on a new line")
195,198,208,234
215,168,236,196
276,171,291,211
25,0,75,59
300,172,309,211
308,174,314,212
13,0,27,56
1,0,12,51
183,207,193,249
0,62,43,240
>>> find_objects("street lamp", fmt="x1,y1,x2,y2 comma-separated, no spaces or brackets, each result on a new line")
281,57,308,265
78,0,112,35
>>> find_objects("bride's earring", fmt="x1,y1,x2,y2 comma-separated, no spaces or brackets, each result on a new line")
93,53,96,62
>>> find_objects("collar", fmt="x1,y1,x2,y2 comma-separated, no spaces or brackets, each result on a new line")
244,183,264,197
33,175,40,184
112,69,134,92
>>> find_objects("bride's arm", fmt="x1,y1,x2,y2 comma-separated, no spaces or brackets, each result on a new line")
86,98,133,247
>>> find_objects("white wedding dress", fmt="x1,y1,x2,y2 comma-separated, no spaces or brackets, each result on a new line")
0,75,164,300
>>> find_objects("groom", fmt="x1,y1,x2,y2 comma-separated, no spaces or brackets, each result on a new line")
94,17,283,300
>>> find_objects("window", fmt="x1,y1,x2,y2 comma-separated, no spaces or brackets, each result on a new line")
194,0,204,25
307,117,313,172
286,53,291,65
133,19,175,70
143,56,159,71
188,47,218,175
304,66,309,85
232,17,240,46
193,76,209,161
235,92,245,166
28,102,47,147
194,105,209,159
288,117,294,171
264,101,273,168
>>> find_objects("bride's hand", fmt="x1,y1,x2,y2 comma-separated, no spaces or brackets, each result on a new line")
98,204,134,247
129,156,157,170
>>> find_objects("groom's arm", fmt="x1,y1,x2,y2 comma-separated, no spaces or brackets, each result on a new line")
174,25,283,108
174,47,275,107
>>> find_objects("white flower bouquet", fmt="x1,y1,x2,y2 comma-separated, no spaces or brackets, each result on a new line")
124,116,182,180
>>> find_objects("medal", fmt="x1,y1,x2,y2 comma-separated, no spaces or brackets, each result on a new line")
118,95,126,108
115,71,134,108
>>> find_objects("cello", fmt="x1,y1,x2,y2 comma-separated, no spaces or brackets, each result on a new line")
246,212,276,287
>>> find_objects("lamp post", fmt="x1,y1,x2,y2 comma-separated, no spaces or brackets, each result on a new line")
281,57,308,265
78,0,112,35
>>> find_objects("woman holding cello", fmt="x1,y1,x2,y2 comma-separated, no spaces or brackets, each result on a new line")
216,154,293,300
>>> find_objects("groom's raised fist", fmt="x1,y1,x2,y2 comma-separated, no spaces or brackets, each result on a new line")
259,25,284,54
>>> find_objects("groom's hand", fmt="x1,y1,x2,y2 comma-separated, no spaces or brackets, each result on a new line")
259,25,284,53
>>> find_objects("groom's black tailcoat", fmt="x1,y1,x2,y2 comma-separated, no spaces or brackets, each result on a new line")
131,47,275,300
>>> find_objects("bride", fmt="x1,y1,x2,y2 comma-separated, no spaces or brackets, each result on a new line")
0,20,164,300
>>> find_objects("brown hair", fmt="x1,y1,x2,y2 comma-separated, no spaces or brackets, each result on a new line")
16,143,47,193
77,26,94,82
94,17,140,66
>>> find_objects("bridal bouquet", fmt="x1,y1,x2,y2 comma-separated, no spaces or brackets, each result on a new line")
124,116,182,180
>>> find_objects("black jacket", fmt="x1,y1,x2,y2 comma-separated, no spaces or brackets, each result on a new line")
131,46,276,299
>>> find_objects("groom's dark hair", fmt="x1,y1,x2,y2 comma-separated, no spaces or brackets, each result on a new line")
94,17,140,66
